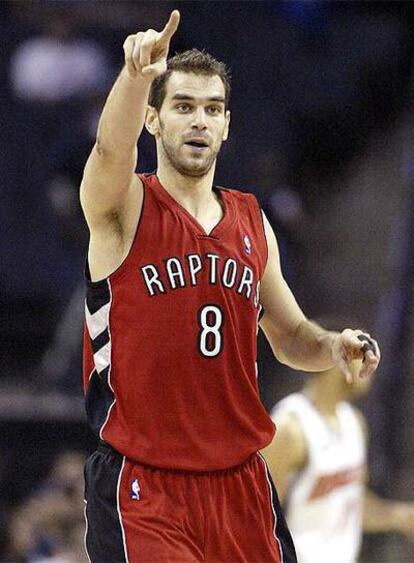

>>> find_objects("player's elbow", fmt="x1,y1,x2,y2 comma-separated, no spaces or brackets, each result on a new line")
260,321,296,367
95,126,138,164
95,137,106,157
262,326,294,367
94,137,120,161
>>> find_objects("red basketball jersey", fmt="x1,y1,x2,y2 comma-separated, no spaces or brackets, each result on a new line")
83,173,275,471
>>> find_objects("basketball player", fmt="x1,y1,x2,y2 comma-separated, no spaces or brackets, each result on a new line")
262,332,414,563
80,11,380,563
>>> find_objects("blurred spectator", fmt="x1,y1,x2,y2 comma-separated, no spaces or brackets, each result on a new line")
10,11,110,103
1,8,114,382
5,452,86,562
263,316,414,563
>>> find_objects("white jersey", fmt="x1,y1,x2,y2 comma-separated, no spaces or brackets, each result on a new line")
271,393,366,563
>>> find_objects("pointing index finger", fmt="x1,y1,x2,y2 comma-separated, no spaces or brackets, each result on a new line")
159,10,180,44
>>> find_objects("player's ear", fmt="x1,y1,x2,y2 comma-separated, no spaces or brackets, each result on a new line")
145,106,160,137
222,110,231,141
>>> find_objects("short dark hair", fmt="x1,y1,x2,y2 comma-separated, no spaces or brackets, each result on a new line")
148,48,231,111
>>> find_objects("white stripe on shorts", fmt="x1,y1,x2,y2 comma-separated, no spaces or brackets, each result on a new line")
258,452,284,563
117,456,130,563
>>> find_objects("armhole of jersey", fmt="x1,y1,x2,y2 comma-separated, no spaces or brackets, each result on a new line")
85,175,146,287
255,197,269,275
245,194,269,278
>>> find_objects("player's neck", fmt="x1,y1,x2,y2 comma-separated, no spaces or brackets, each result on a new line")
303,383,343,417
156,160,219,217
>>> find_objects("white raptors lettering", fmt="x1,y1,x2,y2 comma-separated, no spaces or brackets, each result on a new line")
140,252,260,306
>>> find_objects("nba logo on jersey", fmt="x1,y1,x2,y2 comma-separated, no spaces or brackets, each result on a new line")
131,478,141,500
242,234,252,255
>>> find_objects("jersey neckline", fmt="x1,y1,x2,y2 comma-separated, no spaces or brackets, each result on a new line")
146,173,236,239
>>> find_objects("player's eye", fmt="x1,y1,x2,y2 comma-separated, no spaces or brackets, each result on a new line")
206,106,222,115
176,103,192,113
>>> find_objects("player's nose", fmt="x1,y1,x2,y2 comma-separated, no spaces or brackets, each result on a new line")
191,107,208,129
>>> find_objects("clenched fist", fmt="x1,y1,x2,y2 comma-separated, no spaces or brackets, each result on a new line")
123,10,180,79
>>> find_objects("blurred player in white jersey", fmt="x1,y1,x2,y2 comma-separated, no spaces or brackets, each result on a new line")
262,319,414,563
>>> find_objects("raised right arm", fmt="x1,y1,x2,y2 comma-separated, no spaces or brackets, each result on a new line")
80,69,150,224
80,11,180,280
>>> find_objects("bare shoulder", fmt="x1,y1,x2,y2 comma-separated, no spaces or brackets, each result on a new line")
262,410,308,472
261,408,308,500
260,210,278,250
87,174,144,281
261,209,273,233
276,410,308,465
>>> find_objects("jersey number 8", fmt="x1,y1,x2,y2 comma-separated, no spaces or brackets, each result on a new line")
198,305,224,358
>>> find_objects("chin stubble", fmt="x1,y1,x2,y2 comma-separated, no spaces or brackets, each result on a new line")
159,124,219,177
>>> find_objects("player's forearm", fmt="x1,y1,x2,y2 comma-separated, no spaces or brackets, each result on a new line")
279,319,337,372
363,490,406,533
95,66,152,159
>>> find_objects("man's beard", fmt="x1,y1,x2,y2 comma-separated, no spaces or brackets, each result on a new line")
160,134,220,178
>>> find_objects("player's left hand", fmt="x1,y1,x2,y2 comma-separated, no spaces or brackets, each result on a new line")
331,329,380,383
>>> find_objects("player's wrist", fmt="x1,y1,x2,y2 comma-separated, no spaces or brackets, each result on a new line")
324,330,340,365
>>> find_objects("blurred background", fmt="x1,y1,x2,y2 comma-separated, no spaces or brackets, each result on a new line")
1,0,414,561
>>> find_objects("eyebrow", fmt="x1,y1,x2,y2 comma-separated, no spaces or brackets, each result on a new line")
171,93,225,104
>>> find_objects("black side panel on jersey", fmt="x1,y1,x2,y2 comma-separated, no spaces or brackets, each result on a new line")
84,279,115,437
85,367,114,436
91,328,110,355
84,444,127,562
86,277,111,314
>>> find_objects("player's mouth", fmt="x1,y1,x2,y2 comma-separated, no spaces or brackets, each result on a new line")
184,139,209,151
